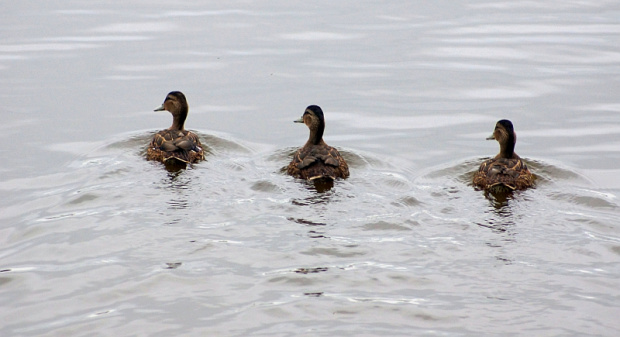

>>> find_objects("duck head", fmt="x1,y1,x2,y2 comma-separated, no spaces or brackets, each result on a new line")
487,119,516,158
295,105,325,145
155,91,189,131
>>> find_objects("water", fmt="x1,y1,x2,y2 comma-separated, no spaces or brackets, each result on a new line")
2,1,619,336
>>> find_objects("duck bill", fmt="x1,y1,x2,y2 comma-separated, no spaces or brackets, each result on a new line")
294,116,304,123
486,134,495,140
154,104,165,112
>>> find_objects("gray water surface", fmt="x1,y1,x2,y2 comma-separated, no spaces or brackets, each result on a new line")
1,1,619,336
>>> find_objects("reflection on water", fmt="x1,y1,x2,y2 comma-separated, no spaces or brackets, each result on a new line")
288,216,328,239
161,160,190,172
294,267,328,274
288,217,327,227
164,262,182,269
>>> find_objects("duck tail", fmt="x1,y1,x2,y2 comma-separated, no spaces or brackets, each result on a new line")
163,150,192,164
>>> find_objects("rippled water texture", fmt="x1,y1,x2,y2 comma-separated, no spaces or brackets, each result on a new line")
2,1,620,336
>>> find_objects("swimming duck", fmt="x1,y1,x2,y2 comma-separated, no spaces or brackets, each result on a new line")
473,119,534,192
287,105,349,181
146,91,205,164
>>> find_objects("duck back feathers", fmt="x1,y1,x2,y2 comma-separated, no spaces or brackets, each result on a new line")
147,129,204,164
473,156,533,192
288,141,349,180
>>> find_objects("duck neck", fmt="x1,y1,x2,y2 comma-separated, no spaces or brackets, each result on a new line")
498,133,516,158
169,109,188,131
308,121,325,145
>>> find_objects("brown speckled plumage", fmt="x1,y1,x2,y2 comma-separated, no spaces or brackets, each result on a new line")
473,119,533,192
146,91,204,164
287,105,349,181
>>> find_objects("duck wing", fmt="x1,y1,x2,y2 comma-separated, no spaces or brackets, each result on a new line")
287,145,349,180
147,130,204,163
474,158,532,190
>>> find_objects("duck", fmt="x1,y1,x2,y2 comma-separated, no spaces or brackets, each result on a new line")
473,119,534,192
287,105,349,181
146,91,205,164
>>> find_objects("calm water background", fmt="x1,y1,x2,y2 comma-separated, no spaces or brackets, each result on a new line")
1,1,619,336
